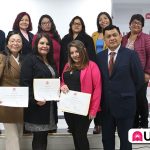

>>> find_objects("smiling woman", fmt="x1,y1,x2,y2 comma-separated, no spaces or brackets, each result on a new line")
60,16,97,75
70,47,81,64
122,14,150,129
32,14,61,74
37,37,50,60
20,32,59,150
60,40,102,150
13,12,34,55
0,31,23,150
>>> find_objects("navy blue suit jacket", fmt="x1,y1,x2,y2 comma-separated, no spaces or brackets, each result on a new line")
97,47,144,119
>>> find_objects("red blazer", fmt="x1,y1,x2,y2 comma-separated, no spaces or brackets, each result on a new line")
122,31,150,74
61,61,102,116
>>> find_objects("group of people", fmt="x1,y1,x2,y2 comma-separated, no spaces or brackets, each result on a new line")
0,11,149,150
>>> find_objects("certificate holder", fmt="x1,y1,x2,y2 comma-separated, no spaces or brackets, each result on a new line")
0,87,29,107
58,90,91,116
33,78,60,101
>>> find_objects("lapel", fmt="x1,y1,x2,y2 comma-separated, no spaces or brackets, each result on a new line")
103,49,109,78
80,65,88,82
9,55,20,73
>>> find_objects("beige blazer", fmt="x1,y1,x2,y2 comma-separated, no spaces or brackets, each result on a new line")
0,54,23,123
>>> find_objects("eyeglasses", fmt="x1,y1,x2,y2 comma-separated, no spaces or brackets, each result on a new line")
131,21,142,26
41,21,51,26
72,22,82,26
9,40,22,44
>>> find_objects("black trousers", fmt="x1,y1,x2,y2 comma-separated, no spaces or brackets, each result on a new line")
102,112,134,150
32,131,48,150
133,82,149,128
94,111,102,126
64,112,91,150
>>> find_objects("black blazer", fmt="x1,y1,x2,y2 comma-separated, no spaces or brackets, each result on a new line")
60,32,97,75
0,30,5,51
15,30,33,55
20,54,58,124
97,47,144,119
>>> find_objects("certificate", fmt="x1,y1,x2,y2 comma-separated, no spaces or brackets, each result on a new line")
58,90,91,116
0,87,28,107
33,78,60,101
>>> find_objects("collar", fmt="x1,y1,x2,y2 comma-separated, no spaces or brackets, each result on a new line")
108,44,120,55
126,31,143,39
11,54,19,64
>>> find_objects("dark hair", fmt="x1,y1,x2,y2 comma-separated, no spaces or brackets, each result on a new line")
37,14,61,42
33,33,55,66
67,40,89,71
6,31,22,45
13,12,33,31
97,12,112,33
129,14,144,27
69,16,85,34
5,31,23,69
103,25,121,35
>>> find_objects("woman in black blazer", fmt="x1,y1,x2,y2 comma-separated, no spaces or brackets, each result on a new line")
13,12,33,55
20,33,58,150
60,16,97,75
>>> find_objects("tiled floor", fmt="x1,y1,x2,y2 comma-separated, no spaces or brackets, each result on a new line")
1,129,150,150
0,113,150,150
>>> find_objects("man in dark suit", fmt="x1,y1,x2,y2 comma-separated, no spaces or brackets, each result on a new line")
97,25,144,150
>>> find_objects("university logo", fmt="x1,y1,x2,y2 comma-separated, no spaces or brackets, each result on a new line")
128,129,150,143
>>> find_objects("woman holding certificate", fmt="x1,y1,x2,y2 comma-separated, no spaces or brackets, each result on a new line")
0,31,23,150
20,33,58,150
60,40,102,150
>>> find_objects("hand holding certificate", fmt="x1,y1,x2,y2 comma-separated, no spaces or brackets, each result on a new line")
0,87,28,107
33,78,60,101
58,90,91,116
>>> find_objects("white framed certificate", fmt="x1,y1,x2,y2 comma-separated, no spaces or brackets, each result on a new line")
58,90,91,116
0,87,28,107
33,78,60,101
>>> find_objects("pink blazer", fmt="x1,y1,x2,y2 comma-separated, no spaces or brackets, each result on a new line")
61,61,102,116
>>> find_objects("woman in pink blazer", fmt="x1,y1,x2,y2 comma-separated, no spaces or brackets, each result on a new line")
61,40,102,150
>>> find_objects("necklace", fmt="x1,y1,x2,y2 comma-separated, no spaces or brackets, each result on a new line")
70,71,73,75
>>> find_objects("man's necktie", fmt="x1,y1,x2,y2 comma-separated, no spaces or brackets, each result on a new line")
108,52,116,76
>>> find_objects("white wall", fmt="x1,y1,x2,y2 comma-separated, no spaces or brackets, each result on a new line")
112,2,150,35
0,0,112,38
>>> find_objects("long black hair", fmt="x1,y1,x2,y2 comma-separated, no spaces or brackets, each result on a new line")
69,16,86,35
32,32,55,67
3,31,23,69
97,12,112,33
37,14,61,42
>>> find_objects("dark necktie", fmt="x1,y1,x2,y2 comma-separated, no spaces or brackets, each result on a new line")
108,52,116,76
